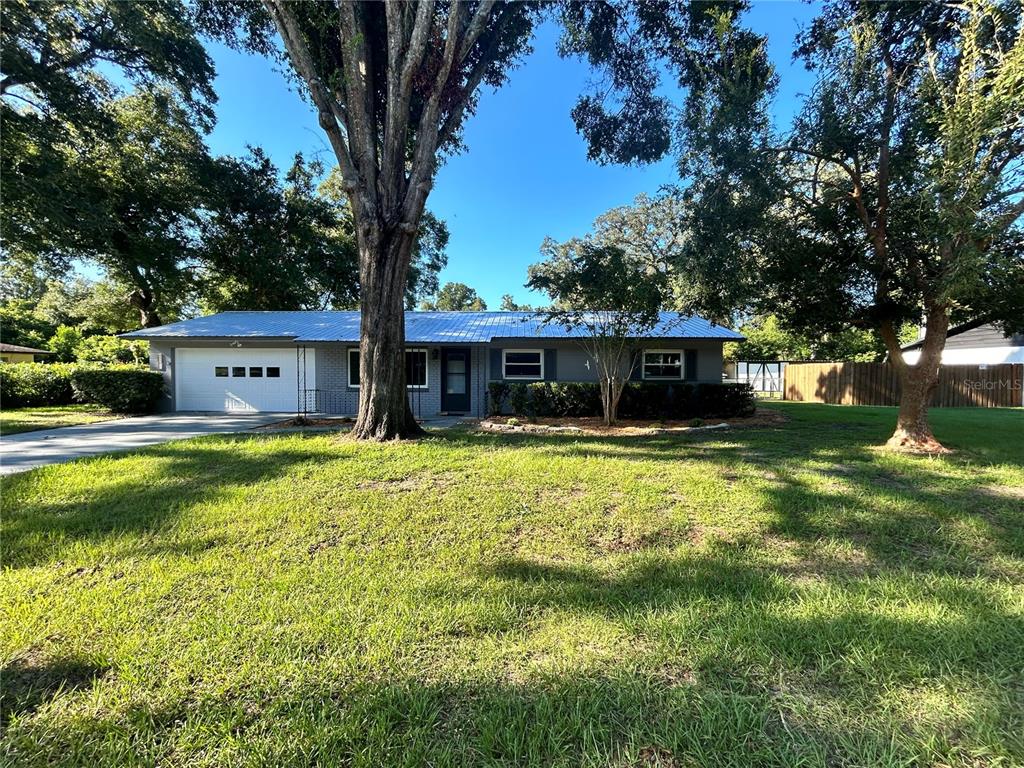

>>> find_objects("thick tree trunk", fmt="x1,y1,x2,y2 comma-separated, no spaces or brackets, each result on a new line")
351,226,424,440
129,286,161,328
882,306,950,453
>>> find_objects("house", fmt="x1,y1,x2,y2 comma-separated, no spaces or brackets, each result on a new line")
0,343,54,364
122,311,743,417
901,320,1024,366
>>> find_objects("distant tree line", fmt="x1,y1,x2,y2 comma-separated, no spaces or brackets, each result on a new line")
1,0,449,335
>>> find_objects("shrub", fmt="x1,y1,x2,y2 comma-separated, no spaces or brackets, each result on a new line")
48,325,85,362
75,335,149,365
689,418,704,428
71,367,164,413
487,382,510,416
508,383,530,417
697,382,756,418
487,380,755,421
506,417,520,427
529,382,556,418
548,382,603,417
0,362,79,407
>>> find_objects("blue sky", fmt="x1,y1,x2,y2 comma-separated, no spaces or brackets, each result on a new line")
199,2,819,308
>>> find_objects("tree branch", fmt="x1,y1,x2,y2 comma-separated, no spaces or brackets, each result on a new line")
261,2,361,198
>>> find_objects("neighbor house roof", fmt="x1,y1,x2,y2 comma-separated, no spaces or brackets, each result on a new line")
0,342,53,354
901,319,1023,351
122,311,743,343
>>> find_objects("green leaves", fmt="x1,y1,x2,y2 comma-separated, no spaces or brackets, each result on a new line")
420,282,487,312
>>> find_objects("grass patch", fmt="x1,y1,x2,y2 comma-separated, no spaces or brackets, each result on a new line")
2,403,1022,766
0,405,120,435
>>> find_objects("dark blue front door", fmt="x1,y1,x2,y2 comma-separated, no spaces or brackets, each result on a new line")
441,348,470,413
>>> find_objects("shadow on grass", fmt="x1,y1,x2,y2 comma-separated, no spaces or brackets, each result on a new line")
1,652,109,726
5,632,1021,766
1,434,333,569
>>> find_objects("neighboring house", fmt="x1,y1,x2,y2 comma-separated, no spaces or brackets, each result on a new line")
123,311,743,417
0,343,54,364
901,320,1024,366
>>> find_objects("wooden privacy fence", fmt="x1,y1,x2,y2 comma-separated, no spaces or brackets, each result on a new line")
784,362,1024,407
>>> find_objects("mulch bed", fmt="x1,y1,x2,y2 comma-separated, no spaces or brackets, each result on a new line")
257,417,354,430
479,408,788,436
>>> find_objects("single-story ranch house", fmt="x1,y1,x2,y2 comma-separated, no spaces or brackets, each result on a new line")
124,311,743,418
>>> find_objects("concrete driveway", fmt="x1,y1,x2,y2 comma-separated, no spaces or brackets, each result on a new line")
1,413,287,476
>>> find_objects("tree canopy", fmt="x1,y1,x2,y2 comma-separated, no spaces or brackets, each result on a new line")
421,282,488,311
193,0,771,439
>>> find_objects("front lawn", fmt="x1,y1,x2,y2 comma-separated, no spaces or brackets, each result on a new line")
2,404,1022,766
0,405,120,435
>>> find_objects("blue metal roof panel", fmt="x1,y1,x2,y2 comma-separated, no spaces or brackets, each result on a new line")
123,311,743,342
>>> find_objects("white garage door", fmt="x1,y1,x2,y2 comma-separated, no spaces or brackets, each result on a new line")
175,348,315,412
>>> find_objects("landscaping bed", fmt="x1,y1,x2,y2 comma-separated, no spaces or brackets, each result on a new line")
480,407,787,435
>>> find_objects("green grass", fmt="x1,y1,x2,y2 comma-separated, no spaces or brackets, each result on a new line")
0,405,120,435
2,403,1022,767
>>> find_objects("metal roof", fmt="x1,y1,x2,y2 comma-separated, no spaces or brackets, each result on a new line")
123,311,743,343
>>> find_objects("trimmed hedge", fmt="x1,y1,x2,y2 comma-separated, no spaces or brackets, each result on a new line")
489,381,755,420
0,363,78,407
71,368,165,413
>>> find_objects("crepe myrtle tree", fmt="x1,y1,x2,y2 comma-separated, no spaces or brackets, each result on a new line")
528,239,667,426
204,0,764,439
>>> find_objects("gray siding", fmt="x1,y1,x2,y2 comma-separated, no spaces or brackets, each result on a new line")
486,338,724,384
149,342,175,412
151,338,728,416
312,344,487,417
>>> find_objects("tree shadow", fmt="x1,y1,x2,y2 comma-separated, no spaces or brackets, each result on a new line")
1,434,334,569
1,652,109,727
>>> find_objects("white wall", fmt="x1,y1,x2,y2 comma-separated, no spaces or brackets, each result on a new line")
902,346,1024,365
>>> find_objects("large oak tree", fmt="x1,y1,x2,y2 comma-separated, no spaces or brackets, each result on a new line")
761,0,1024,452
678,0,1023,452
209,0,762,439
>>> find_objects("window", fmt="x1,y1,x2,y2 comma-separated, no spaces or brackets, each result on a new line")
231,366,246,377
215,366,228,377
642,350,683,380
348,348,429,388
405,348,428,388
249,366,263,377
266,367,280,378
503,349,544,379
348,349,360,387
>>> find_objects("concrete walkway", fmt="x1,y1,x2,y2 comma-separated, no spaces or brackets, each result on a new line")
1,413,287,476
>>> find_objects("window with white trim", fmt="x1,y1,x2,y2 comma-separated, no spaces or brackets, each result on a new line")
502,349,544,379
642,350,683,380
405,348,428,388
348,348,429,389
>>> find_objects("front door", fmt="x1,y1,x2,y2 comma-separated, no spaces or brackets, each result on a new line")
441,348,471,413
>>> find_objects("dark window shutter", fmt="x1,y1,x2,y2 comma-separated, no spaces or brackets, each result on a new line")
685,349,698,381
489,348,502,380
630,349,643,381
544,349,557,381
